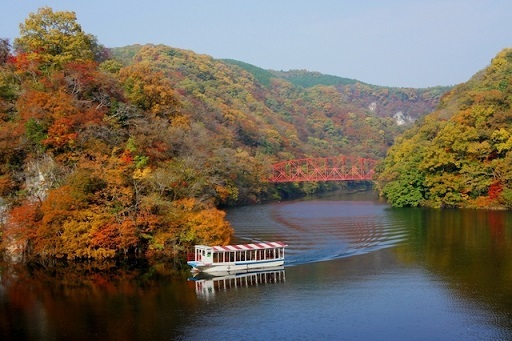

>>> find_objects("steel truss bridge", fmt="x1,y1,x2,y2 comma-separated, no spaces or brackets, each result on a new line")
269,156,377,183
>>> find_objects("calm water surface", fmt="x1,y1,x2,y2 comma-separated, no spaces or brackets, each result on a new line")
1,191,512,340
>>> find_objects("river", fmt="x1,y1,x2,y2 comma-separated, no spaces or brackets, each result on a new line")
1,191,511,340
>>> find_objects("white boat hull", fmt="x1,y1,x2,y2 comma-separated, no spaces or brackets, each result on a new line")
188,259,285,274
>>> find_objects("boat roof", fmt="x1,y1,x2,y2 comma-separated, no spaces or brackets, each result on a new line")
196,241,287,251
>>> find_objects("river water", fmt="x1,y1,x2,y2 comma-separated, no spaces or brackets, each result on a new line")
1,191,512,340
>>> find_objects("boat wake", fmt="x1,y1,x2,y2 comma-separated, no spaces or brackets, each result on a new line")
227,199,407,267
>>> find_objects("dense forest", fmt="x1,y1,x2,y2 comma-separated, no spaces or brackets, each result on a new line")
0,7,447,262
376,48,512,209
223,60,450,123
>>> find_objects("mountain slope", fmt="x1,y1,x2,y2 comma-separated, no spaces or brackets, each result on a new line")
221,60,450,124
376,48,512,209
112,44,407,159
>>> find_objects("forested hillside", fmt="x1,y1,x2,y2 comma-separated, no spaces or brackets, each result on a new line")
0,7,447,262
376,48,512,209
226,65,450,124
111,44,410,160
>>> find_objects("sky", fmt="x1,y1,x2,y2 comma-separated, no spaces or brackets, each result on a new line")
1,1,511,88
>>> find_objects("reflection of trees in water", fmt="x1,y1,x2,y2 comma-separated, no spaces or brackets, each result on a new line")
0,261,195,340
390,208,512,332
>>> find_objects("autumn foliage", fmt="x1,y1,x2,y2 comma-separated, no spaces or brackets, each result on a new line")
0,7,447,262
0,8,236,262
376,48,512,209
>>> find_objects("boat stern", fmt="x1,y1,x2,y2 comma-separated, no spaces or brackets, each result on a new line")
187,260,209,272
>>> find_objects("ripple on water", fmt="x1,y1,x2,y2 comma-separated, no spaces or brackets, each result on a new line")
227,200,408,266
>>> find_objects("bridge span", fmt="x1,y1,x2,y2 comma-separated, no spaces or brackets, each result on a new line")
268,156,377,183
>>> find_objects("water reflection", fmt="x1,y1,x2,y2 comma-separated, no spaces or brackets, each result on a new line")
226,194,512,338
1,193,512,339
189,267,285,300
388,207,512,334
0,261,194,340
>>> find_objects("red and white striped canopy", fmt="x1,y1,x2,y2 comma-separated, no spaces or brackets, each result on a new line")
211,241,287,252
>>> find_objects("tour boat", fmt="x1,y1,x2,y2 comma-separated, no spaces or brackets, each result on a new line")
187,241,288,273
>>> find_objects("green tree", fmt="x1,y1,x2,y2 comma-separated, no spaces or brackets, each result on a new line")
14,7,95,69
377,48,512,209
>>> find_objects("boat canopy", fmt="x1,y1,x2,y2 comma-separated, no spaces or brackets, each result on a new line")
196,241,287,252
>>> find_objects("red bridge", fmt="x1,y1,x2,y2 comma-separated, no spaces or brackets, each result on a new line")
269,156,378,183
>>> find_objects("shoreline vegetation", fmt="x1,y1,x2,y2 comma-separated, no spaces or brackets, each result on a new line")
0,7,510,265
376,48,512,210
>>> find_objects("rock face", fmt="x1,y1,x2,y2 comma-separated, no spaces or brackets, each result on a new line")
25,155,59,202
3,156,59,263
393,111,414,126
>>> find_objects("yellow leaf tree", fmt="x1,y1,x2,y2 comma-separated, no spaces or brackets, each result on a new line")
14,7,95,69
